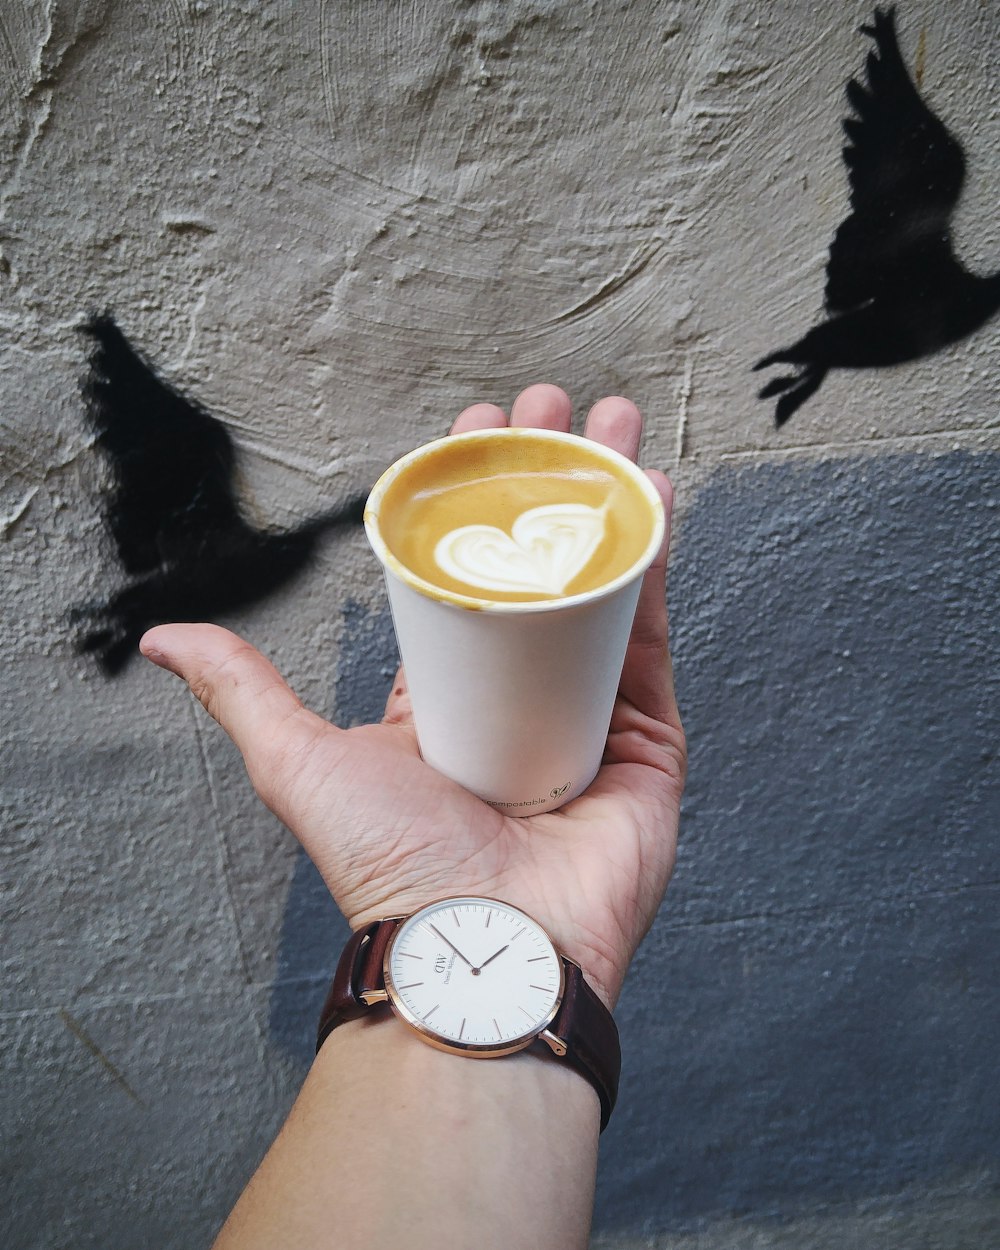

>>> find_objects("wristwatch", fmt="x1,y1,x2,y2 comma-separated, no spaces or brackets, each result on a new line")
316,895,621,1130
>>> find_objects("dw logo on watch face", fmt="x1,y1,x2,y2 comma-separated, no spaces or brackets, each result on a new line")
434,952,456,984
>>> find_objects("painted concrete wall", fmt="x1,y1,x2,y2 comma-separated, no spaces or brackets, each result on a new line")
3,2,998,1246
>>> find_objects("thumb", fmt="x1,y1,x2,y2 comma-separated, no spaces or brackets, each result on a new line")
139,622,336,819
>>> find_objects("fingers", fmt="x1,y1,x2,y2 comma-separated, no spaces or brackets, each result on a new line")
579,397,676,724
474,387,641,458
139,622,332,800
450,382,585,437
450,403,508,435
452,385,578,436
583,396,642,463
617,471,681,727
510,383,572,430
382,664,414,726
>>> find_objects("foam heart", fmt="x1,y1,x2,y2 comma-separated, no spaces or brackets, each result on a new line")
434,502,606,595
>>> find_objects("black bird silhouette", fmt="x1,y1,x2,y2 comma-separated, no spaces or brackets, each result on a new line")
755,6,1000,426
73,315,365,675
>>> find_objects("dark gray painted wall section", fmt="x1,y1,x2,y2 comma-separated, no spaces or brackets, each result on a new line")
273,449,999,1232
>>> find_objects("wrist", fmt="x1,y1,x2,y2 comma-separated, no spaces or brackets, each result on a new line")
308,1016,600,1249
318,1009,601,1124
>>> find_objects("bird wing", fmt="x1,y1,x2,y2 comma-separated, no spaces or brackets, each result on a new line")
82,316,243,575
825,6,966,314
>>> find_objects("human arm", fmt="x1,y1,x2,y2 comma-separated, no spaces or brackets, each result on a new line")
140,384,686,1249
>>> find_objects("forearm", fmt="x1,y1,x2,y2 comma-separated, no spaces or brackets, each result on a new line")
213,1014,601,1250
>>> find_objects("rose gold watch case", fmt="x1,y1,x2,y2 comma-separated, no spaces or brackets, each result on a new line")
380,895,568,1058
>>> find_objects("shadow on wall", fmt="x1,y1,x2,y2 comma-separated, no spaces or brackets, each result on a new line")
72,316,364,675
267,601,398,1063
755,7,1000,425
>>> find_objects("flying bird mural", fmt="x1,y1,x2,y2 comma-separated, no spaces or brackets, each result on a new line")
755,6,1000,426
73,315,365,675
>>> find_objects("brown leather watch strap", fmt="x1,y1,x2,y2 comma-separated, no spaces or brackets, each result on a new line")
535,959,621,1131
316,919,400,1051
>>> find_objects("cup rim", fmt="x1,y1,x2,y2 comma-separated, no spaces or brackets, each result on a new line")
363,427,665,614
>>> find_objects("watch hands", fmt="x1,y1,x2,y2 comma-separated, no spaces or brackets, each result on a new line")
429,925,477,971
429,925,511,976
477,944,510,972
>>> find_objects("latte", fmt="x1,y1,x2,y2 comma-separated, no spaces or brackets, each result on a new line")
372,429,657,604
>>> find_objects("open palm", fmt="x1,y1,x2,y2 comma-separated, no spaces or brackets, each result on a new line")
141,385,685,1008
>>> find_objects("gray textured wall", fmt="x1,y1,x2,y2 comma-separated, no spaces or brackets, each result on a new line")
3,2,998,1247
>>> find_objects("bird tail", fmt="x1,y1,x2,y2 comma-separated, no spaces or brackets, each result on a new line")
297,491,368,539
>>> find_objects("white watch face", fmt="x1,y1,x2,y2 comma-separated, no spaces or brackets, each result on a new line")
384,897,564,1055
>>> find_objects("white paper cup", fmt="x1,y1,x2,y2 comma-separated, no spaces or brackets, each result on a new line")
364,428,664,816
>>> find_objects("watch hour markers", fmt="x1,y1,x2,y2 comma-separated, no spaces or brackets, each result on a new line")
398,982,424,990
527,956,548,963
424,1005,439,1021
530,985,551,992
519,1006,535,1021
400,951,423,959
493,1018,502,1039
452,909,461,927
511,927,525,941
485,912,491,928
459,1018,466,1040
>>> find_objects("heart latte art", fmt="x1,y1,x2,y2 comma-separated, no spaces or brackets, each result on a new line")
372,430,657,603
434,503,606,595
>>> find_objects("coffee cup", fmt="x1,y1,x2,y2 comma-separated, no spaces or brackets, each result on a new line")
364,427,664,816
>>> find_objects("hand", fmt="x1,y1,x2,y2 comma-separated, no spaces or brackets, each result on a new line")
140,384,686,1009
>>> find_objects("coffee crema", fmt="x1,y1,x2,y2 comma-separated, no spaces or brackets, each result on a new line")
374,431,655,603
